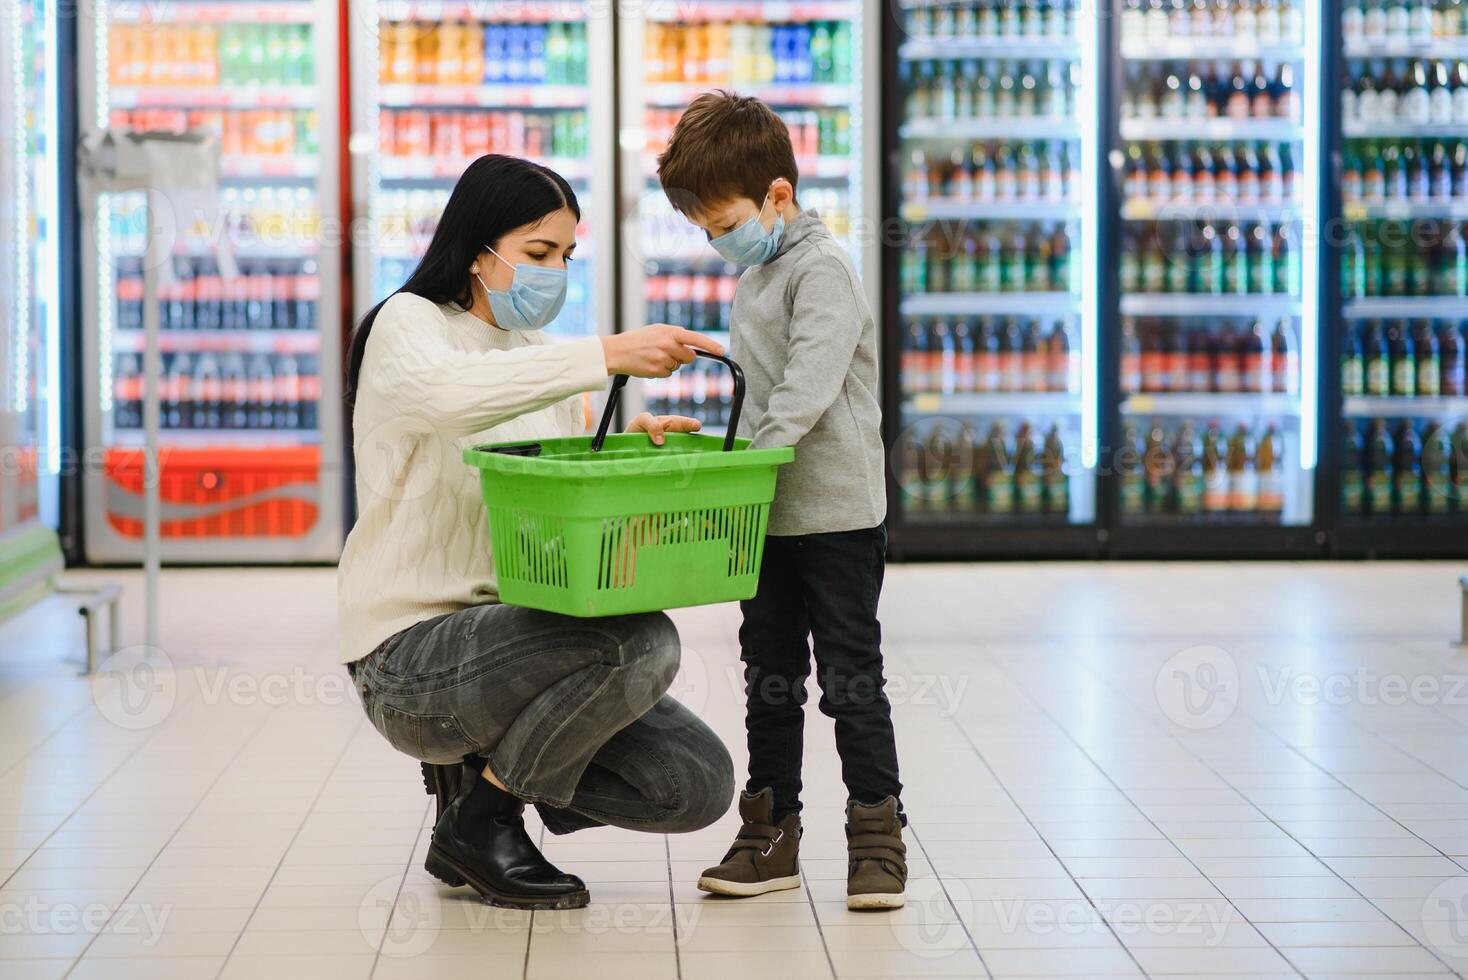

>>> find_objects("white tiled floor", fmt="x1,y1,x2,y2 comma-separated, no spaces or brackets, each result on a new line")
3,562,1468,978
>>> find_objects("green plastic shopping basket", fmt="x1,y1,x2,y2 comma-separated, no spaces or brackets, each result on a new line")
464,350,794,617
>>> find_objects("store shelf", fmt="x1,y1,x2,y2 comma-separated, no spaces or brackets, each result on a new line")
111,430,321,447
1342,297,1468,319
1341,200,1468,222
110,0,315,23
901,200,1079,222
899,292,1081,317
377,84,587,108
644,82,851,108
111,330,321,355
221,158,320,180
381,156,591,181
1120,118,1302,142
1344,121,1468,139
1120,38,1303,61
901,118,1079,141
899,38,1080,60
1119,511,1290,528
900,510,1076,529
110,86,317,110
1343,395,1468,419
1121,392,1301,417
904,392,1081,416
1343,37,1468,59
378,0,588,21
1120,294,1301,318
1121,199,1300,223
113,243,321,261
645,1,854,22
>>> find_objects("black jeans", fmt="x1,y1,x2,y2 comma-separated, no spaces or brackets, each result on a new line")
738,523,902,820
348,606,733,834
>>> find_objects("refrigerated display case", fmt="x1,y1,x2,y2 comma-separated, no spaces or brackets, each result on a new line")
1105,0,1326,556
79,0,345,561
881,0,1103,558
618,0,878,435
0,0,64,604
1327,0,1468,557
349,0,615,357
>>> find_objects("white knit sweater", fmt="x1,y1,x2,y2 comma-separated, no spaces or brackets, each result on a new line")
337,293,607,663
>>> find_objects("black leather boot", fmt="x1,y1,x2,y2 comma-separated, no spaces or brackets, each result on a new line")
421,754,489,825
425,774,590,910
420,761,467,825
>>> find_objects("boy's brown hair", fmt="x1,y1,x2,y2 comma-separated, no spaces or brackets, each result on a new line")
657,90,800,217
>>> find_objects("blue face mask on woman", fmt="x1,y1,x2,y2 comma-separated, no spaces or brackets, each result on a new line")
708,192,785,267
474,245,567,331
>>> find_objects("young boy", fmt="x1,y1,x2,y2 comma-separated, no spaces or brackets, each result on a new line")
657,91,907,910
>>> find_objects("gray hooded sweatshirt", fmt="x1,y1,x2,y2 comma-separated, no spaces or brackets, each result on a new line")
731,209,887,536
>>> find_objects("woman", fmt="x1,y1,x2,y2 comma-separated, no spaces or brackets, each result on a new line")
339,155,734,911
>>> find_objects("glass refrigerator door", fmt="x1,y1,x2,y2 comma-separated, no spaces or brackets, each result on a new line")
80,0,345,562
891,0,1099,531
1113,0,1320,531
619,0,870,434
352,0,615,361
1336,1,1468,534
0,0,64,585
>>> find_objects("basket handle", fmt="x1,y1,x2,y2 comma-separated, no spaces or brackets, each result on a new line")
591,349,745,453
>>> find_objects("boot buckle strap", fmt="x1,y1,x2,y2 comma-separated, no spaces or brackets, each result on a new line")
761,827,785,857
848,833,906,854
850,845,907,866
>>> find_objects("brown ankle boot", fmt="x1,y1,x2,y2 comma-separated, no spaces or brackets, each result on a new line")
696,788,801,897
846,797,906,910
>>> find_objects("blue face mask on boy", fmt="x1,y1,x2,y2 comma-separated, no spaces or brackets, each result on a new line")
474,245,567,331
708,191,785,267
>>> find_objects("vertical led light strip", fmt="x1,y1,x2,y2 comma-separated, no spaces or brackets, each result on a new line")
1298,0,1321,471
95,0,114,416
10,0,31,415
1077,4,1099,469
366,1,382,306
847,0,863,281
41,0,60,479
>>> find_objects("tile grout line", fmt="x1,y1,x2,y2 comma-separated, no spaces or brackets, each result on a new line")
58,699,281,979
367,757,436,980
889,616,1154,977
932,707,1158,980
987,642,1467,980
970,649,1309,980
799,870,839,979
664,833,681,980
902,821,996,980
521,823,543,980
207,714,365,979
0,683,207,893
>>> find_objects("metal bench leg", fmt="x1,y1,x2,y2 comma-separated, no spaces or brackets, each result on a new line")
1460,576,1468,648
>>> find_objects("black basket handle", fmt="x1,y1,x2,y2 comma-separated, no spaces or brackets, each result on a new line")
592,349,745,453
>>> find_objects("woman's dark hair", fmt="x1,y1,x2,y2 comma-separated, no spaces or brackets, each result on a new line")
345,154,580,407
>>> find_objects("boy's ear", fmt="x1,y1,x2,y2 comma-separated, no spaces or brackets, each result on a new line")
770,178,795,211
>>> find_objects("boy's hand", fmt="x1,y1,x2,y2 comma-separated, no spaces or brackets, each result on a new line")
600,325,725,378
627,413,702,446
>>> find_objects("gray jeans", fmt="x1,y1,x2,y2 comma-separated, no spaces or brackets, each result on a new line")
348,604,734,834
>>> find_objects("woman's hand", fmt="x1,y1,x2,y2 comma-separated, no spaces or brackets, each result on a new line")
627,413,702,446
600,325,724,378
